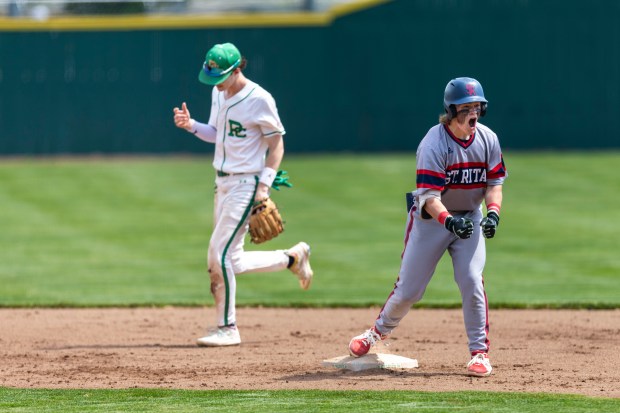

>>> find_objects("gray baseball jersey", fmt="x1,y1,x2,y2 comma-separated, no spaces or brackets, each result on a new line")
416,122,506,211
375,122,507,354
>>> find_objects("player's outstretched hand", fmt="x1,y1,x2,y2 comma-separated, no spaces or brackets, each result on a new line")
445,216,474,239
173,102,194,131
480,212,500,239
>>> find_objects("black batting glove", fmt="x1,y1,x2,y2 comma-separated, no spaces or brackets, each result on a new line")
480,211,500,239
445,216,474,239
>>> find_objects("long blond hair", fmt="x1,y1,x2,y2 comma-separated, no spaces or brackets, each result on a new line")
439,112,452,125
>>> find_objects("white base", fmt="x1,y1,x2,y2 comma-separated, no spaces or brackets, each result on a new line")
322,353,418,372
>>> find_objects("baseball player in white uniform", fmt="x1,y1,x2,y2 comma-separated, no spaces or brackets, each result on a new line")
173,43,313,347
348,77,507,377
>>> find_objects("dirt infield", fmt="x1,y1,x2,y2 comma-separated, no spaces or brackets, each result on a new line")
1,308,618,398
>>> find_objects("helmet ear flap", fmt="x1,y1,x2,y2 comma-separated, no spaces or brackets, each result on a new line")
480,102,487,117
448,104,457,118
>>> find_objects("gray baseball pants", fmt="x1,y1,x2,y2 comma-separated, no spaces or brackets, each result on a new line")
375,202,490,354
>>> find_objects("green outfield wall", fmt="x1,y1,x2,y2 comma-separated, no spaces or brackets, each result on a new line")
0,0,618,155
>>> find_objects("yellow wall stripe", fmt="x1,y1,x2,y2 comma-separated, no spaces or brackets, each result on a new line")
0,0,390,32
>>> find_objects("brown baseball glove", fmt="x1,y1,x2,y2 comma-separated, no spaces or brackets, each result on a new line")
248,197,284,244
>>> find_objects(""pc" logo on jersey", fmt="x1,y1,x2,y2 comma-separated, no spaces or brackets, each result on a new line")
228,120,247,138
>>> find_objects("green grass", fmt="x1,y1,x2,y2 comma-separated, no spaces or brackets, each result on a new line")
1,153,618,410
0,152,618,307
0,388,618,413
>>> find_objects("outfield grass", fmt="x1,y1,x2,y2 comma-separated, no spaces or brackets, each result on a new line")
0,388,618,413
0,152,618,308
1,152,618,410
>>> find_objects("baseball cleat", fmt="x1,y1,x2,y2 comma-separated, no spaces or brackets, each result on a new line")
466,352,492,377
196,325,241,347
348,326,386,357
286,242,313,290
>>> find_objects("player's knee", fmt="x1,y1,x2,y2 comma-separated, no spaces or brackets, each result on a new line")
454,276,482,296
391,287,425,307
210,280,223,295
208,267,225,293
208,266,222,280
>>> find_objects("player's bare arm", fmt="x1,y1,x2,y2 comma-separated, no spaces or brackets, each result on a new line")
256,134,284,201
422,197,449,220
484,185,503,210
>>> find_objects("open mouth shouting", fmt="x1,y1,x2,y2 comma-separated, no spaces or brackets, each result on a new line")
453,104,482,138
468,117,477,129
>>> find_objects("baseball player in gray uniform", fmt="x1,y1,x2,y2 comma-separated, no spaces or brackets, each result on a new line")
173,43,313,347
348,77,507,377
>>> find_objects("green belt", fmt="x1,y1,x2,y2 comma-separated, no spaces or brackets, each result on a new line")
216,170,230,177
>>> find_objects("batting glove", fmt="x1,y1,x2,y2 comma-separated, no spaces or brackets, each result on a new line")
445,216,474,239
480,211,500,239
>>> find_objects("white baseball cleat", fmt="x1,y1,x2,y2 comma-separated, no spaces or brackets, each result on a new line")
286,242,313,290
196,325,241,347
467,352,492,377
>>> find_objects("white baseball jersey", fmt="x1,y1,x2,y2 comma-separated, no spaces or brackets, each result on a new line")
207,80,285,174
